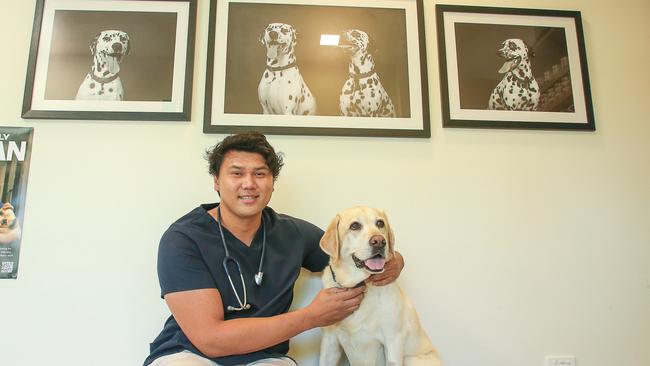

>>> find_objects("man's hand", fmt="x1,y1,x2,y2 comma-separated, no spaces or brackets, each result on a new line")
305,285,366,327
367,251,404,286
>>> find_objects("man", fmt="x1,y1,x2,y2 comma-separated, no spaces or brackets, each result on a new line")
144,132,404,366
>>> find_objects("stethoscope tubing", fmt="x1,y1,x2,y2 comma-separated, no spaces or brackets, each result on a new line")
216,206,265,313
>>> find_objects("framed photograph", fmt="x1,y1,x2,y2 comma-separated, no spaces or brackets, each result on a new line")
22,0,196,121
204,0,430,137
436,5,595,130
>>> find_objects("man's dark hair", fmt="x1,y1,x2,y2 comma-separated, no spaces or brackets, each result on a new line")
205,132,284,180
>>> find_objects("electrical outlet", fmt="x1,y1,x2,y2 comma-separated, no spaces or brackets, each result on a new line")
545,356,576,366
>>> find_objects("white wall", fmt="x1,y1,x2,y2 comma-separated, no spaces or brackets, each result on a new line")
1,0,649,365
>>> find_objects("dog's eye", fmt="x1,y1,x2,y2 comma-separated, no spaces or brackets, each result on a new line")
376,219,385,228
349,222,361,231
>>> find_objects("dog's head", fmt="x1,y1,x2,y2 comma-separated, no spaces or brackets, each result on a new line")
496,38,534,74
320,206,395,275
90,30,130,75
259,23,297,60
338,29,377,56
0,203,17,233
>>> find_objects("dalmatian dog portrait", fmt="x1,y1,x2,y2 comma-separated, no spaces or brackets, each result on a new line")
338,29,396,118
257,23,317,115
75,30,130,101
488,38,540,111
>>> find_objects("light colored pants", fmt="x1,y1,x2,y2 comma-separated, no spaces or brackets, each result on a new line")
149,350,298,366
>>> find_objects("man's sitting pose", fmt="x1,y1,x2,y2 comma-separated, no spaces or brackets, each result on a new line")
143,132,404,366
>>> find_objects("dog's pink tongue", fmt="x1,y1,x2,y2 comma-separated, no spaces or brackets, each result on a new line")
365,257,385,271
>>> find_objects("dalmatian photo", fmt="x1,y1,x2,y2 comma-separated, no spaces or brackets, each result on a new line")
76,30,131,101
338,29,397,118
487,38,540,111
222,3,411,118
37,8,180,105
257,22,317,115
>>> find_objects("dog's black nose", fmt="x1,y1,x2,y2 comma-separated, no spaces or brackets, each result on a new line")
369,235,386,249
112,43,123,53
269,31,278,40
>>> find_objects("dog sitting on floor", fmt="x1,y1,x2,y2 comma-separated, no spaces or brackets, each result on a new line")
319,206,443,366
337,29,396,117
257,23,317,115
488,38,540,111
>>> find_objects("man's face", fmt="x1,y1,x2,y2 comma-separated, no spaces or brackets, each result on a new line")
214,150,274,223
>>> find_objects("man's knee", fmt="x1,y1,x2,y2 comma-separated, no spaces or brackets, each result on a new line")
248,357,297,366
149,351,218,366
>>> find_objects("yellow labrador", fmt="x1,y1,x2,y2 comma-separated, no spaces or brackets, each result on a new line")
319,206,442,366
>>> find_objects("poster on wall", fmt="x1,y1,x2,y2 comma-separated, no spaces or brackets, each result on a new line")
0,127,34,280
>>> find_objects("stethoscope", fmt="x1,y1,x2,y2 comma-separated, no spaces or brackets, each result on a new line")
216,206,266,313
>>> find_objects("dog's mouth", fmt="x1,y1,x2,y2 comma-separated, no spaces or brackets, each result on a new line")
498,56,520,74
267,39,287,47
337,40,357,53
338,44,357,53
108,52,124,62
352,253,386,273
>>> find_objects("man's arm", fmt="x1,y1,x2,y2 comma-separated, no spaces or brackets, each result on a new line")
164,285,365,358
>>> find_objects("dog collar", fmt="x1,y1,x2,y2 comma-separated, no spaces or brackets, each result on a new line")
90,72,119,84
266,62,297,72
350,70,376,80
328,265,365,289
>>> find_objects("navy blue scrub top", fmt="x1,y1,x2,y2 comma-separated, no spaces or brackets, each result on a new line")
144,203,328,366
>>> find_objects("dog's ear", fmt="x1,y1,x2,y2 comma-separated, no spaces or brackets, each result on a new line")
366,32,378,55
125,35,131,56
523,40,535,58
90,32,100,56
382,210,395,256
258,28,266,45
320,214,341,262
290,25,298,46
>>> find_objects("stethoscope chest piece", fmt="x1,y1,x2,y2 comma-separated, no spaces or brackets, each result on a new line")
254,272,264,286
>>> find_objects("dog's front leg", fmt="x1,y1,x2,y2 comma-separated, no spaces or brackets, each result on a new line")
319,328,342,366
384,333,406,366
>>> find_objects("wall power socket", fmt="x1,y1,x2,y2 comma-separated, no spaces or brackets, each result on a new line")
545,356,576,366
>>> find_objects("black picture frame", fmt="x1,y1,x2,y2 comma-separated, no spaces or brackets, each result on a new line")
436,5,595,130
204,0,430,138
22,0,197,121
